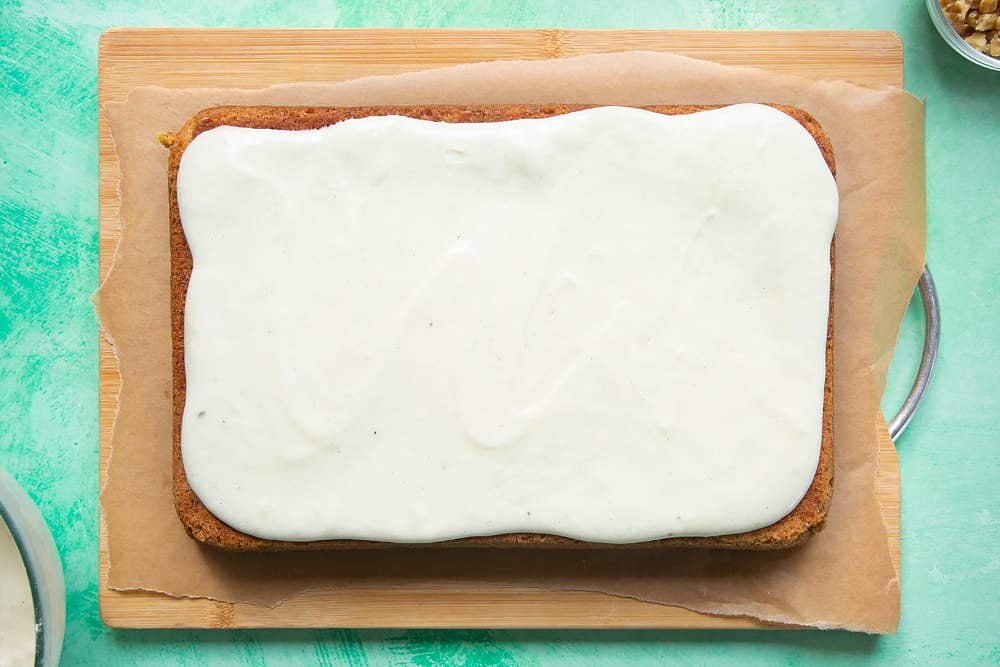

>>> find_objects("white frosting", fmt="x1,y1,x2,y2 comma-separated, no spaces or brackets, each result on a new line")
0,517,35,667
177,104,838,544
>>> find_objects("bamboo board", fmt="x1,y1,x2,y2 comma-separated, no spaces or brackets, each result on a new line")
98,28,903,629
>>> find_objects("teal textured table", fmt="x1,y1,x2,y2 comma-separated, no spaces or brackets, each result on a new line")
1,1,997,665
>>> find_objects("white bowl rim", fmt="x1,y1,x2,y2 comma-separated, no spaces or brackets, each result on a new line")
0,469,65,667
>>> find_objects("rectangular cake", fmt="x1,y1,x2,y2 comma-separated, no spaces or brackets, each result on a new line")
165,103,837,551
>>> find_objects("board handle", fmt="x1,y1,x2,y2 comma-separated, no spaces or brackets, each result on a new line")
888,266,940,440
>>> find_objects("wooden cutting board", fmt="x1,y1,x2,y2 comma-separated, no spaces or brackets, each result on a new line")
98,28,902,629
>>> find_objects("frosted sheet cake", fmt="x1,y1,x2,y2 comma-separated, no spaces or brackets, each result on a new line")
163,103,837,551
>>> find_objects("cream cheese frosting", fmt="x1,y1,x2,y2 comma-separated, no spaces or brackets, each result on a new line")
177,104,838,543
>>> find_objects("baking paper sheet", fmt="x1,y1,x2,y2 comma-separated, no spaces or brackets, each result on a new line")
99,51,925,634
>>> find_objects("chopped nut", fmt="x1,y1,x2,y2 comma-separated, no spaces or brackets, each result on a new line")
991,32,1000,55
980,0,998,12
975,12,998,30
966,30,989,51
967,9,981,26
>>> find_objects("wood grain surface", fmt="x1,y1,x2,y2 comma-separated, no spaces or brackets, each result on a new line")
98,28,903,629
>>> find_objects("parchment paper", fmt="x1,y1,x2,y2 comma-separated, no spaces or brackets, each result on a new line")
99,51,925,634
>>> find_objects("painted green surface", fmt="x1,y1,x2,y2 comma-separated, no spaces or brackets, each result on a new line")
0,0,997,664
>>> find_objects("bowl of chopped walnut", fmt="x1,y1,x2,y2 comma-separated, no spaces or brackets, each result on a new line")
928,0,1000,70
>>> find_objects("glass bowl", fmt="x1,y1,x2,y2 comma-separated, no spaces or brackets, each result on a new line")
926,0,1000,71
0,468,65,667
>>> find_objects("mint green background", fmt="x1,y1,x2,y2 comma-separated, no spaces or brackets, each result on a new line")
1,0,998,664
